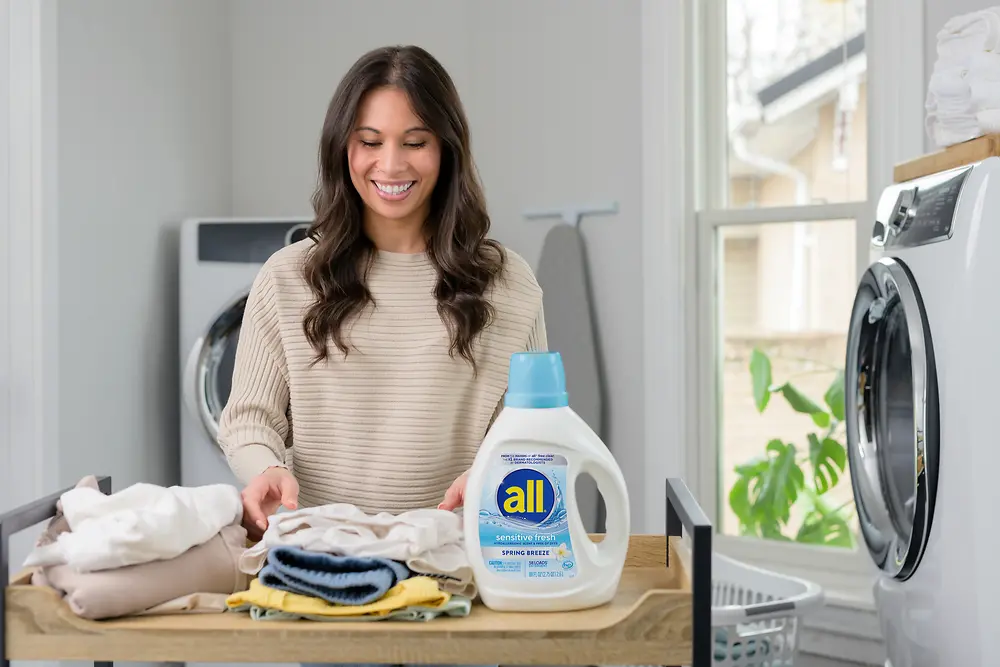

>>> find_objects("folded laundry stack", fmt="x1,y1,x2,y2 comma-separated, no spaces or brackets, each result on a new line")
23,475,248,620
23,476,478,623
227,503,476,622
926,6,1000,147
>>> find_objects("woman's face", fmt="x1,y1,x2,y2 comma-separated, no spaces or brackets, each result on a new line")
347,86,442,231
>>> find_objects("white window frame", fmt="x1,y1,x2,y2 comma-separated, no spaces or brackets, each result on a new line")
2,0,60,512
641,0,926,607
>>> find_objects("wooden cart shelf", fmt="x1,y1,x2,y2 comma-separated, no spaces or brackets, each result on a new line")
894,133,1000,182
2,477,713,666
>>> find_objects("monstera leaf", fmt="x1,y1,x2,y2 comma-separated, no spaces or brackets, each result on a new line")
749,348,832,427
808,433,847,495
749,348,773,413
731,347,854,547
730,440,805,536
824,370,846,421
778,383,830,428
796,488,855,548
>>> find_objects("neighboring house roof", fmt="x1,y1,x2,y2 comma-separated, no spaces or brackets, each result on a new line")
730,31,867,178
757,32,866,108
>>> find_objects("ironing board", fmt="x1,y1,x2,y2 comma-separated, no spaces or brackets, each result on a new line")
534,223,605,533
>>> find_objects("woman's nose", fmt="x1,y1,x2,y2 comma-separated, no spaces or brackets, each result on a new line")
379,144,406,175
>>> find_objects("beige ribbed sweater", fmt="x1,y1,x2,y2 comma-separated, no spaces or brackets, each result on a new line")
217,239,546,513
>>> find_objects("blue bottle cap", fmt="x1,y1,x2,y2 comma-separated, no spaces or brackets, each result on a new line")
504,352,569,409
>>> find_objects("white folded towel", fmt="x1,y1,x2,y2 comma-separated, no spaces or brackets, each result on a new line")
937,8,1000,61
969,52,1000,81
970,79,1000,108
23,480,243,572
926,67,978,146
929,117,982,148
927,9,1000,147
978,108,1000,133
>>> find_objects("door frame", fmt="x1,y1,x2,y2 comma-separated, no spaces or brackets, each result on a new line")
2,0,60,509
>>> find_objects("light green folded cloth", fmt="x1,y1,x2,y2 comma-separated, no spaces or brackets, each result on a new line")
230,594,472,622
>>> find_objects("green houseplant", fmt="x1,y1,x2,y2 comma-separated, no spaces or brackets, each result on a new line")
727,347,855,548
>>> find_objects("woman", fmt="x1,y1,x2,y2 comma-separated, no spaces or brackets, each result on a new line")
217,41,545,599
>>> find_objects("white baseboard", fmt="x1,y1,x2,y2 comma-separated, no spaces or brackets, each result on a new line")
800,603,885,666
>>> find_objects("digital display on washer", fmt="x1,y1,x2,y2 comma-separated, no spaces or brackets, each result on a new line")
891,166,971,247
198,221,311,263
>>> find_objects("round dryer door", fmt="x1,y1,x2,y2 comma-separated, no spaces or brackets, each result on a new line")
183,289,248,448
845,256,939,580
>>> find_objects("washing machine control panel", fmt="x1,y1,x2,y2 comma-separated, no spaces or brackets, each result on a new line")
874,165,972,249
198,220,311,263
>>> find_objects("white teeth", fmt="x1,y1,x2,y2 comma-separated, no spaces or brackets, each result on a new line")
375,181,414,195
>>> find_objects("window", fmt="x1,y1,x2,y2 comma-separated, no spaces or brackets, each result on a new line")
692,0,875,576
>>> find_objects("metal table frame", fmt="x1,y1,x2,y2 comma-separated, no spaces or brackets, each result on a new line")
1,476,712,667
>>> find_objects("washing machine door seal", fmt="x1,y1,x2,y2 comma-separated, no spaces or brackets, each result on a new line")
846,256,939,581
183,288,249,452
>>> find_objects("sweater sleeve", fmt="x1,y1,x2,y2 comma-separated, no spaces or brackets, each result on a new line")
526,300,548,352
486,299,549,431
217,264,291,484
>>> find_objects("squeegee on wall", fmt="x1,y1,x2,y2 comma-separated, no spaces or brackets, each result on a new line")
523,201,617,534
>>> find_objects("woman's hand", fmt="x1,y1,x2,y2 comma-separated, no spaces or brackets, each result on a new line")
241,466,299,541
438,470,469,511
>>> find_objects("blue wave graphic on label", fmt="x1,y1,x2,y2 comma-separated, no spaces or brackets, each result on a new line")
477,452,577,579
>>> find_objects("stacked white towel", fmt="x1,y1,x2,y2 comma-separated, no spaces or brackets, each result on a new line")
926,7,1000,147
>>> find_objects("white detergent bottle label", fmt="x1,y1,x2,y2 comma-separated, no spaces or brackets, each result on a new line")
478,452,577,579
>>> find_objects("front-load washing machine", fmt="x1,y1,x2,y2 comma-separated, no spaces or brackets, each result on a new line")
846,158,1000,667
179,217,310,489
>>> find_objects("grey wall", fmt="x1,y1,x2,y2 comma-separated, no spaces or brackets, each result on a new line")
55,0,231,490
229,0,650,527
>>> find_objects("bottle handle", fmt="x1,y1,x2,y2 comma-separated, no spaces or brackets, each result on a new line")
577,457,630,566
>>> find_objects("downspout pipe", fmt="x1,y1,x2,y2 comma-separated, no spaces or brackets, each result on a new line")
729,125,810,332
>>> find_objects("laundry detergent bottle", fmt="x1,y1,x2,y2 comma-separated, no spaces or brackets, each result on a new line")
463,351,630,612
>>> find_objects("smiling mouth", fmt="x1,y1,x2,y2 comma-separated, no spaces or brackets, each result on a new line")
373,181,415,196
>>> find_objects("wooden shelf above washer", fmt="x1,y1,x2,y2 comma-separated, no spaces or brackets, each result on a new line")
894,134,1000,183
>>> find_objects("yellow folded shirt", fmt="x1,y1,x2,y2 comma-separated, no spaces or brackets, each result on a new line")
226,576,450,618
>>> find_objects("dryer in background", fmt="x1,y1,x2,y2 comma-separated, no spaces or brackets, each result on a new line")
179,217,310,488
845,158,1000,667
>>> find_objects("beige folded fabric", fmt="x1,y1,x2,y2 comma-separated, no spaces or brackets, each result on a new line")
30,475,249,620
32,523,249,620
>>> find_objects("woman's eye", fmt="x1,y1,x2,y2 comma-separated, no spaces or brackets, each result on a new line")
360,139,424,148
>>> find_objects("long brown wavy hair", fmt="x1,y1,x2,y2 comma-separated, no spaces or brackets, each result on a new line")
302,45,505,371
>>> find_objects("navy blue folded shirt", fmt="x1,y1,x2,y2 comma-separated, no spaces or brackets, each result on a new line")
258,545,411,606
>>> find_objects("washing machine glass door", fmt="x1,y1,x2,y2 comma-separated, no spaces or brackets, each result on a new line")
846,257,939,581
184,289,248,448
